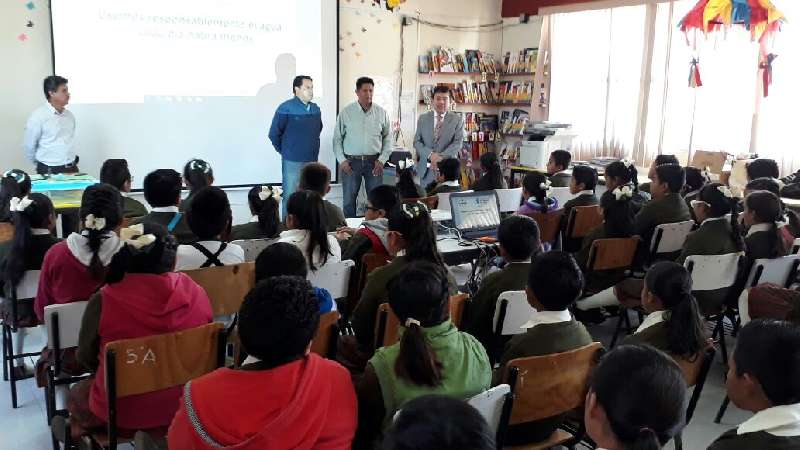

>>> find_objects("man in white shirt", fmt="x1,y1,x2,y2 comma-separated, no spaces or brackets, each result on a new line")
413,85,465,187
23,75,78,175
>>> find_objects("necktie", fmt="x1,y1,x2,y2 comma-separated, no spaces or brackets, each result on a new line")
434,113,444,145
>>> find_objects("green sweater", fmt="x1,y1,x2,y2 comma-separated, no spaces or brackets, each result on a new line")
709,428,800,450
122,196,148,219
677,218,740,265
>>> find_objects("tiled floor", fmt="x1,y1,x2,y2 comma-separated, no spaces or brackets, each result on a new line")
0,319,750,450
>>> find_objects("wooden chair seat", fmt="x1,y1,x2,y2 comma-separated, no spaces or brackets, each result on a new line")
567,205,603,239
503,429,573,450
524,210,563,243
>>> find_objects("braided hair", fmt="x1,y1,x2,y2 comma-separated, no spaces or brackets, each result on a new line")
0,170,32,222
745,190,787,258
695,183,744,252
2,193,54,287
79,184,123,280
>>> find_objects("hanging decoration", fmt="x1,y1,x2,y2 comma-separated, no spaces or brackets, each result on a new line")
688,58,703,87
759,53,777,97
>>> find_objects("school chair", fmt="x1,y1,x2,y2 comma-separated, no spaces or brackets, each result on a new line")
70,322,227,450
524,210,564,245
310,311,341,360
181,262,255,317
373,295,472,349
345,253,391,319
449,293,470,329
230,238,279,262
495,188,523,213
0,222,14,242
793,238,800,255
671,345,717,450
565,205,603,240
436,190,474,213
501,342,605,450
491,291,536,365
402,196,439,210
467,384,514,450
744,254,800,289
549,187,576,210
307,259,356,300
647,220,695,265
1,269,41,409
684,252,745,365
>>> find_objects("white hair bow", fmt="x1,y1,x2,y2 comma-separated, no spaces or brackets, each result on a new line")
9,196,33,212
405,318,421,327
397,158,415,171
119,224,157,250
702,166,712,181
620,158,635,168
3,170,27,184
613,185,633,201
539,179,553,196
717,185,734,199
189,159,210,173
258,185,282,203
84,214,107,231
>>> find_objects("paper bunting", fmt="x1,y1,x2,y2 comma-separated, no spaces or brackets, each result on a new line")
25,1,34,10
679,0,785,43
17,33,28,42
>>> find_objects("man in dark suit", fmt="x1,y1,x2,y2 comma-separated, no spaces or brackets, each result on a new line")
131,169,196,244
414,85,465,187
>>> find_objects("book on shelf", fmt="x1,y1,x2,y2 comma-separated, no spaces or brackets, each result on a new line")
420,47,498,74
502,48,538,74
418,55,431,73
500,108,530,134
498,81,533,103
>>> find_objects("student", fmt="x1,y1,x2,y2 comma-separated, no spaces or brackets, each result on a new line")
349,202,454,355
516,172,559,216
682,167,709,205
0,169,32,223
679,182,744,264
426,158,462,196
560,165,599,252
634,164,692,253
496,251,593,445
278,190,341,270
546,149,572,187
168,276,357,450
355,262,491,449
132,169,196,244
709,319,800,450
745,178,800,244
99,159,147,218
338,184,399,261
640,154,680,194
65,223,213,440
299,162,347,232
742,191,790,261
384,395,495,450
229,185,282,241
254,242,335,313
470,152,507,191
34,184,124,321
396,158,426,200
465,215,541,353
585,345,687,450
604,159,649,213
181,158,214,211
622,262,707,357
0,193,59,377
746,158,781,182
174,186,244,271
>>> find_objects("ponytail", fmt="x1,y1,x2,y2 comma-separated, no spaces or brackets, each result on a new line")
606,161,639,192
3,193,54,287
183,158,214,195
286,190,331,270
645,262,705,357
396,168,420,199
0,170,32,222
697,183,744,251
388,203,444,266
479,152,504,191
395,320,443,386
107,223,177,284
627,427,662,450
745,191,786,258
521,172,551,213
79,184,123,281
248,186,280,238
730,196,745,252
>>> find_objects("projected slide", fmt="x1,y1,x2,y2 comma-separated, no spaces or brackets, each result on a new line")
51,0,337,187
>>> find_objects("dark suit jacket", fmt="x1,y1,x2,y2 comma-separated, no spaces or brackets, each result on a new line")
709,428,800,450
132,211,197,244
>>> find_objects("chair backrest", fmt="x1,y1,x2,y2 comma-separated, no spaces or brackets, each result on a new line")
230,238,279,262
550,186,576,209
44,301,89,350
495,188,523,213
0,222,13,243
11,269,41,300
673,345,716,424
449,293,470,329
307,260,356,299
437,190,473,213
181,263,255,316
347,253,392,316
684,252,743,291
650,220,695,255
746,255,800,289
505,342,604,424
567,205,603,239
310,311,340,359
525,210,564,243
467,384,513,441
493,291,536,336
793,238,800,255
587,237,640,271
375,294,468,348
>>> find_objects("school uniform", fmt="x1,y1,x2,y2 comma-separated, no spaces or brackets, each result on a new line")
622,310,671,351
427,180,462,196
634,192,692,259
746,223,790,262
517,197,559,217
549,171,571,188
121,195,147,219
708,403,800,450
278,229,342,269
498,310,593,445
174,240,245,271
341,219,390,263
324,199,347,233
229,216,281,242
560,191,599,252
131,206,196,244
470,175,508,192
464,261,531,354
398,183,427,200
0,229,60,325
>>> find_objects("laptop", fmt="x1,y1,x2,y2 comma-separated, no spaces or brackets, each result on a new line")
449,191,502,240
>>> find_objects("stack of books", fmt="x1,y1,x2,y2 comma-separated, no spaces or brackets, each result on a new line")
418,47,498,73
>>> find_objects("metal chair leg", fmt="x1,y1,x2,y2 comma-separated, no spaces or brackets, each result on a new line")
7,326,19,409
2,324,8,382
715,396,731,424
610,309,626,348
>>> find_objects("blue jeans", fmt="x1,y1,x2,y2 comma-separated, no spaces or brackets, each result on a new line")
342,158,382,218
282,159,308,219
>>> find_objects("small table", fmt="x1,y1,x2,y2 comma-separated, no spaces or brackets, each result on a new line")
437,237,498,267
31,174,98,236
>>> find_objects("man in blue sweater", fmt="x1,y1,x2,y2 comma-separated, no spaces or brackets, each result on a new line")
268,75,323,217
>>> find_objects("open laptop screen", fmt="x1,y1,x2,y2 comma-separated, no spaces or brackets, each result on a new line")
450,191,501,232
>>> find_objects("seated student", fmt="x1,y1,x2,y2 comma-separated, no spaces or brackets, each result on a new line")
683,166,711,222
745,178,800,245
181,158,214,212
560,165,599,252
679,183,743,264
338,184,399,261
229,185,282,241
465,215,541,353
396,158,426,200
278,190,341,270
299,162,347,232
99,159,147,219
604,159,649,213
132,169,196,244
470,152,507,191
546,149,572,187
168,276,357,450
0,193,59,377
34,184,124,321
65,223,213,440
384,395,495,450
640,154,680,194
174,186,244,271
746,158,781,183
355,262,491,449
708,319,800,450
516,172,559,216
426,158,462,196
634,164,692,254
622,262,707,358
349,202,455,356
0,169,32,223
742,190,790,262
496,251,593,445
255,242,335,313
586,345,687,450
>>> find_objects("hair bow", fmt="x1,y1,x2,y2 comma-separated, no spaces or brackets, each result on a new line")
717,185,734,199
405,318,421,327
258,185,282,203
3,170,26,184
397,158,415,171
189,159,210,173
702,166,712,181
613,185,633,201
9,196,33,212
620,158,634,168
84,214,107,231
401,201,428,219
539,179,553,196
119,224,157,250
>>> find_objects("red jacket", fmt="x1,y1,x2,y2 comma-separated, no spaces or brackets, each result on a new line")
35,241,104,321
167,354,357,450
89,272,213,430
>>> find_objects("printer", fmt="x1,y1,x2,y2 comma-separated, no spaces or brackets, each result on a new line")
518,122,576,169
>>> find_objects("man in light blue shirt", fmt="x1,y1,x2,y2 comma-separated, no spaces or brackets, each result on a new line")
23,75,78,175
333,77,392,217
